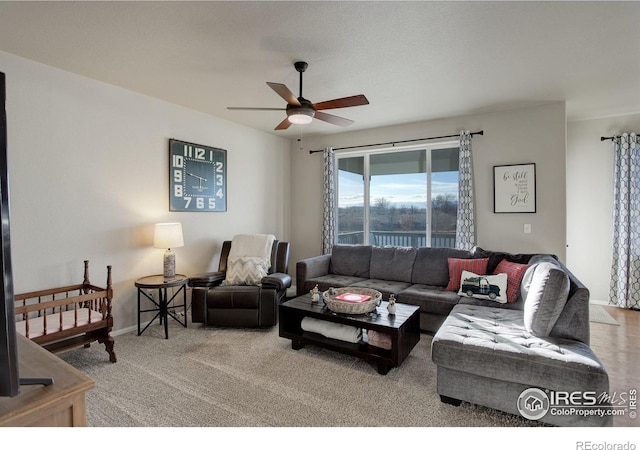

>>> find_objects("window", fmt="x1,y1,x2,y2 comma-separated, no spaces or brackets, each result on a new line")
336,143,459,248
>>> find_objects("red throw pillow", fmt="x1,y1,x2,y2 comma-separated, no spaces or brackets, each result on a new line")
446,258,489,292
493,259,530,303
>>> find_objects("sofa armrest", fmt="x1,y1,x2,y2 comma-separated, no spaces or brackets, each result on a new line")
296,254,331,296
188,271,226,288
261,272,292,291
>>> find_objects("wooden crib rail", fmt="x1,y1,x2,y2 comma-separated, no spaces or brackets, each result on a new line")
14,290,109,317
14,283,86,301
13,260,116,363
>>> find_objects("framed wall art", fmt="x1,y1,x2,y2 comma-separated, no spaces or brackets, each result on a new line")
493,163,536,213
169,139,227,212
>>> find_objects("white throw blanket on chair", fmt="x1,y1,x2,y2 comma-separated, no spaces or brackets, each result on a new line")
228,234,275,262
221,234,275,286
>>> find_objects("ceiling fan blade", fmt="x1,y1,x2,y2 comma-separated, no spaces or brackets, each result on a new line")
274,117,292,130
267,82,301,106
227,107,286,111
314,111,354,127
312,95,369,111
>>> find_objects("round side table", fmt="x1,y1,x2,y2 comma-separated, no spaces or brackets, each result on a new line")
135,274,188,339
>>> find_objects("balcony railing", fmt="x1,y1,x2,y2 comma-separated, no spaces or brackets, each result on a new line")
337,230,456,248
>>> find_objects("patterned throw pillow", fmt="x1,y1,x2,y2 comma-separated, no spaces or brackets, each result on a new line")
221,257,270,286
457,270,508,303
446,258,489,292
493,259,530,303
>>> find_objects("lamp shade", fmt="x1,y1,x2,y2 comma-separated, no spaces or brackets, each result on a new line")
153,223,184,249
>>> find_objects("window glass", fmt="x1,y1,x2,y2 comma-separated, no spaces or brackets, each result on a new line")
369,150,427,247
336,145,459,248
337,156,365,244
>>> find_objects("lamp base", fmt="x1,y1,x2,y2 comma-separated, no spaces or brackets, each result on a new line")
163,249,176,278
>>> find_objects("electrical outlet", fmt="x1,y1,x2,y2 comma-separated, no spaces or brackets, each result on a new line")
524,224,532,234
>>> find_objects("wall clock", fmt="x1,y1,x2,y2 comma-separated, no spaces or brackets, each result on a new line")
169,139,227,212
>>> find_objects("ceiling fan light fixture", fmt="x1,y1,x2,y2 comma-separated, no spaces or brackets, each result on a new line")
287,109,314,125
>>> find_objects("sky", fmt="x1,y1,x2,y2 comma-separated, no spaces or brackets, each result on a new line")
338,170,458,208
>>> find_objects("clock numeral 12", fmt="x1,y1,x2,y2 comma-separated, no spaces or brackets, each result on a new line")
183,145,209,161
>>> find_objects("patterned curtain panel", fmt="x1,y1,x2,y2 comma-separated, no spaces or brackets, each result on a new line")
455,131,476,250
321,147,336,255
609,133,640,309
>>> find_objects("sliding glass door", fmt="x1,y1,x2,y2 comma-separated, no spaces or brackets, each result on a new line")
336,144,459,248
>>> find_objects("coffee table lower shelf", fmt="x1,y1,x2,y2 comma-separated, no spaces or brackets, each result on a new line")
279,296,420,375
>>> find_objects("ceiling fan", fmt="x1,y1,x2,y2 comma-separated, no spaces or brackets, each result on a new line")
227,61,369,130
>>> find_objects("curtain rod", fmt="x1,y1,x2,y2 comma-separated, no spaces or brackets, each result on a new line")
308,130,484,154
601,134,640,141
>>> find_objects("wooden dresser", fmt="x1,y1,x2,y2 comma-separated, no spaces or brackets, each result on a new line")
0,334,94,426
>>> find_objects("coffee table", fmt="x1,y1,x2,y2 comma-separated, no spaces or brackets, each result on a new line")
279,294,420,375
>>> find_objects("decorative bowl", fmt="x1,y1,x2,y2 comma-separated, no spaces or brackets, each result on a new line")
322,287,382,315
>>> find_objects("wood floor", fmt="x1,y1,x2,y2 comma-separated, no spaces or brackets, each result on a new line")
589,305,639,427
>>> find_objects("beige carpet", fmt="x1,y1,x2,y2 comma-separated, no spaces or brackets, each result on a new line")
59,319,540,427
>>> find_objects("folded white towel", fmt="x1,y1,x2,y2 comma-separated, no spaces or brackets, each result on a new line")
301,317,362,343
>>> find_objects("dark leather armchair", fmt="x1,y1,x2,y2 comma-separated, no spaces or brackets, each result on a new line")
189,239,291,327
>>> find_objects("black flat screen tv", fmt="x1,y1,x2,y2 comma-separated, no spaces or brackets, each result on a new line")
0,71,20,398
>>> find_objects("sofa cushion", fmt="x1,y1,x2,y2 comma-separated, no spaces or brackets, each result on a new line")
303,274,368,295
397,284,461,316
522,262,570,337
445,258,489,292
369,246,417,283
351,279,412,298
206,285,262,309
471,246,539,274
493,259,530,303
412,247,472,286
330,245,372,277
458,295,524,310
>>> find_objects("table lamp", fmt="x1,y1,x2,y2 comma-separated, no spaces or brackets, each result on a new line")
153,222,184,278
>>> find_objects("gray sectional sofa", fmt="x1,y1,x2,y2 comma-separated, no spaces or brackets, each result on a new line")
296,244,612,426
296,244,537,333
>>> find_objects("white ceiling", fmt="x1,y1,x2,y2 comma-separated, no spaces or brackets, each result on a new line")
0,1,639,138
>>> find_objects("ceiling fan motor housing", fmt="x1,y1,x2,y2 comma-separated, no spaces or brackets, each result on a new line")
287,100,315,124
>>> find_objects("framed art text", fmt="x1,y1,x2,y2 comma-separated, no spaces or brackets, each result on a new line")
493,163,536,213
